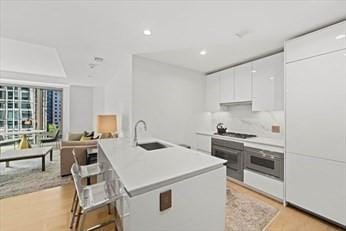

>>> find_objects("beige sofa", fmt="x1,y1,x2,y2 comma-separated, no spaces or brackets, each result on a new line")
59,134,97,176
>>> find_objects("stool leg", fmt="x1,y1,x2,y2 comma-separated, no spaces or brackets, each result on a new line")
74,206,82,230
78,212,85,231
107,204,111,215
70,197,79,229
70,190,77,212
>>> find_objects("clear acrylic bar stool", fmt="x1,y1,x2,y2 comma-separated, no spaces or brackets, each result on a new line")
72,149,105,180
70,149,106,228
70,163,126,231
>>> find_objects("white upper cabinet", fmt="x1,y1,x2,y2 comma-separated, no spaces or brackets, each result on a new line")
219,68,235,103
234,63,252,102
252,53,284,111
205,73,220,112
285,21,346,63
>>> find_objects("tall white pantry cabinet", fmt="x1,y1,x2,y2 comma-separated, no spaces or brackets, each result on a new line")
285,21,346,226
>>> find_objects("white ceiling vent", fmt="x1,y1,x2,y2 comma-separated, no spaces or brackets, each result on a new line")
94,56,104,63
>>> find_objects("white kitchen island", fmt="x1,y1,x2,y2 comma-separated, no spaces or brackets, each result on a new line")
98,137,227,231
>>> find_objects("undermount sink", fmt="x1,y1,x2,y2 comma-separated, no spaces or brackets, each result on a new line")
138,142,168,151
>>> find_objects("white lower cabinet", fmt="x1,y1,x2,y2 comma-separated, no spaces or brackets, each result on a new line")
196,134,211,154
286,152,346,225
244,169,283,200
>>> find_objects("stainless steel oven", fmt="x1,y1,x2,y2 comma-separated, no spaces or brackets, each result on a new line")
244,147,284,181
211,138,244,181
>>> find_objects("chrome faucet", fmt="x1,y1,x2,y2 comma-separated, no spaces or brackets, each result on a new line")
133,120,147,146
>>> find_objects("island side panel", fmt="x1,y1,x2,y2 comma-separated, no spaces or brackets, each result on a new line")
127,166,226,231
98,143,131,230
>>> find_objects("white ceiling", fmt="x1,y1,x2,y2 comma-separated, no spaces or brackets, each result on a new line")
1,1,345,85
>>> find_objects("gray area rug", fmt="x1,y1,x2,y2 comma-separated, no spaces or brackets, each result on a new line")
226,188,279,231
0,149,72,199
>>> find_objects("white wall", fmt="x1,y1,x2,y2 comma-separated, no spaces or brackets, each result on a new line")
69,85,94,132
104,55,132,137
92,86,105,131
132,56,205,148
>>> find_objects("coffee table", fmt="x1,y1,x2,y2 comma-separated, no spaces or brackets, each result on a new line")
0,147,53,171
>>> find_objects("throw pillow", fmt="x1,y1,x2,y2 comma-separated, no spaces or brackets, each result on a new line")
83,131,94,138
80,135,92,141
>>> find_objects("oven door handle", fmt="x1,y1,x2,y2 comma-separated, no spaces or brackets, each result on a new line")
214,146,241,155
258,151,280,160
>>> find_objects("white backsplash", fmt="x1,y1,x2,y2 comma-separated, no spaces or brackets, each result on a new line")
197,104,284,139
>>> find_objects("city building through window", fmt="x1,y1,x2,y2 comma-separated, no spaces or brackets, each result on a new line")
0,85,63,141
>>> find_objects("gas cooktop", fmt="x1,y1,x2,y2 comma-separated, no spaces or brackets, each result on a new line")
214,132,257,139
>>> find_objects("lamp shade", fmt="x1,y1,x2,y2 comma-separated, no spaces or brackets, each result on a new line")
97,114,117,134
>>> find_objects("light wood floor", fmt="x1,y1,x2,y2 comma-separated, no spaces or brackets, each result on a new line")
0,181,343,231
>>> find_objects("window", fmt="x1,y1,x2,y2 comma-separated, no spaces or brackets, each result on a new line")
14,111,19,120
7,111,13,120
21,111,32,119
21,102,32,109
21,88,30,100
1,86,62,136
0,111,5,120
8,91,13,100
14,91,19,100
0,90,5,100
7,102,19,109
7,121,18,129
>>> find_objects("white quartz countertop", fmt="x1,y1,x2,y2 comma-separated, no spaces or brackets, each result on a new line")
98,137,226,197
196,131,284,152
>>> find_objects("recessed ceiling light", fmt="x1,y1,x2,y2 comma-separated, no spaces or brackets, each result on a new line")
336,34,346,40
143,30,151,36
200,50,207,55
269,76,275,80
251,70,256,73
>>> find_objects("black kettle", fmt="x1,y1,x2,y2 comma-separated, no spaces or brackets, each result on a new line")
216,123,227,134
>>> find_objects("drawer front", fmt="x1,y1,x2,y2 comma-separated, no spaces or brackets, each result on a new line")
244,169,283,200
286,153,346,225
286,21,346,63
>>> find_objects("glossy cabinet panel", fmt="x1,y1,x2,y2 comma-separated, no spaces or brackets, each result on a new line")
205,73,220,112
285,21,346,226
286,153,346,225
244,169,283,200
286,49,346,162
219,68,235,103
252,53,284,111
286,21,346,63
234,63,252,102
